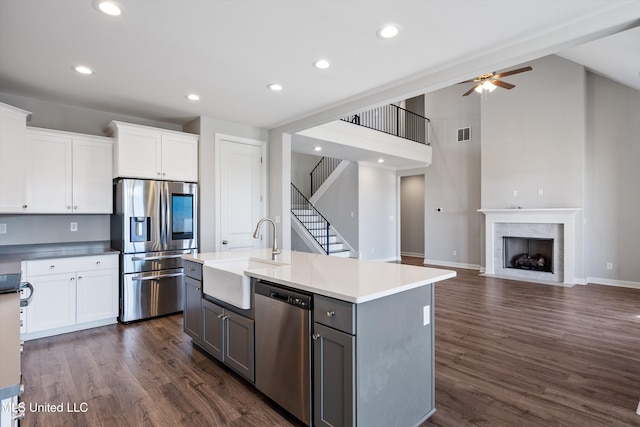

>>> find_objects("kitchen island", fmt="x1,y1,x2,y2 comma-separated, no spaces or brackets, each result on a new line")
183,249,455,427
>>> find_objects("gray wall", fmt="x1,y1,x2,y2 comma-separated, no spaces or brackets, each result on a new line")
423,83,482,267
290,151,322,198
314,161,359,252
0,214,109,246
400,175,425,257
585,73,640,283
481,55,586,278
0,92,182,136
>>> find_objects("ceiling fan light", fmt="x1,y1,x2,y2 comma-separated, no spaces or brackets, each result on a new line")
484,81,497,92
474,85,483,94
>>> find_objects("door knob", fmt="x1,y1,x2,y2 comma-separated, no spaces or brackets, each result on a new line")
222,240,228,245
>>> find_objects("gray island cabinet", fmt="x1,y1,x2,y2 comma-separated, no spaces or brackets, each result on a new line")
313,287,435,427
183,249,455,427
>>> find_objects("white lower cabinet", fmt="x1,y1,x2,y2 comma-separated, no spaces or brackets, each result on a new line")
23,254,118,340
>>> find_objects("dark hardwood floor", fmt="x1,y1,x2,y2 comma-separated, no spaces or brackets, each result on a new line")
21,258,640,426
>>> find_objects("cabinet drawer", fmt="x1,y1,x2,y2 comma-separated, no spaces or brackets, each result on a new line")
314,295,355,335
184,260,202,280
26,253,118,277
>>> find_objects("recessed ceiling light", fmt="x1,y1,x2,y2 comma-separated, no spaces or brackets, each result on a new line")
73,65,94,75
94,0,122,16
267,83,283,91
314,146,322,152
313,59,331,70
377,24,400,39
186,94,200,101
377,158,385,163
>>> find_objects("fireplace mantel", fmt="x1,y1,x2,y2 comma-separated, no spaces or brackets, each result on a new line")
478,208,582,285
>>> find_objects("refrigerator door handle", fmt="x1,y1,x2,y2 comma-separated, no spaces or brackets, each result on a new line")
160,181,167,245
131,254,184,262
131,273,183,281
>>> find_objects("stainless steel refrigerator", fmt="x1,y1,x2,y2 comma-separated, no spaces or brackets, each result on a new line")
111,179,198,322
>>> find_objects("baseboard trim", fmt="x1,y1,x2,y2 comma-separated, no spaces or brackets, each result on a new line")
423,259,481,271
586,277,640,289
401,251,425,258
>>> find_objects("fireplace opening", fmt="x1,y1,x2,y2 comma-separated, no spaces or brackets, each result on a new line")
503,236,554,273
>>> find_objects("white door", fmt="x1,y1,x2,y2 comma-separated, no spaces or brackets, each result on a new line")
218,138,264,251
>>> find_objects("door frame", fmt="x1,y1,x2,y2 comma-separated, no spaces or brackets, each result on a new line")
214,133,267,252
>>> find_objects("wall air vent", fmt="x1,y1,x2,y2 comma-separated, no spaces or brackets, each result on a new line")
457,127,471,142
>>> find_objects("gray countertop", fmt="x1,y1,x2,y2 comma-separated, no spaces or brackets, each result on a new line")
0,243,119,276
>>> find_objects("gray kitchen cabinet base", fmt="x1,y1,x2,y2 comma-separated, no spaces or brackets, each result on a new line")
201,299,254,382
314,283,435,427
184,276,202,343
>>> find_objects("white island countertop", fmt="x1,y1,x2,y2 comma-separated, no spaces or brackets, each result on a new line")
184,249,456,304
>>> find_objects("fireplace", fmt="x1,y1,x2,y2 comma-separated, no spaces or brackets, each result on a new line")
478,208,581,286
503,237,554,273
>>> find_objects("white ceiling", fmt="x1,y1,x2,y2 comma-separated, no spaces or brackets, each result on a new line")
1,0,639,133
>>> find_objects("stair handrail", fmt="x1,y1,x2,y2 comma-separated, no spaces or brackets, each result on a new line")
310,156,341,196
291,183,330,254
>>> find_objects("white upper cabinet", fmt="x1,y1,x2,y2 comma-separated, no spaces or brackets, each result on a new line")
26,127,113,214
107,121,198,182
0,102,31,213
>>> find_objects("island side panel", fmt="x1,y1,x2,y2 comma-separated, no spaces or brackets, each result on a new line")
355,283,435,427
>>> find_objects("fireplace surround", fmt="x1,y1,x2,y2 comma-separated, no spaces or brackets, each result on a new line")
479,208,581,285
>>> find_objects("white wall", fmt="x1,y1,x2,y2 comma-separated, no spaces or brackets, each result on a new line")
358,163,397,261
184,116,267,253
585,73,640,284
423,83,482,268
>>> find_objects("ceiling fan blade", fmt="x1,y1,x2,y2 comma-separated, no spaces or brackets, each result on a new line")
463,84,480,96
457,78,477,84
492,79,515,90
494,66,532,78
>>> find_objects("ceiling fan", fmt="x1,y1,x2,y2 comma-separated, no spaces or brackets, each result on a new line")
459,66,532,96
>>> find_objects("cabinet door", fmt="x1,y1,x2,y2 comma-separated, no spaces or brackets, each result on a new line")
114,126,161,179
161,133,198,182
184,276,202,342
224,311,254,381
72,138,113,213
0,104,29,213
26,130,72,213
76,269,118,324
26,273,76,333
313,322,356,427
202,299,224,361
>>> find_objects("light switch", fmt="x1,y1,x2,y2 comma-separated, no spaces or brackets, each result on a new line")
70,222,78,232
0,224,6,234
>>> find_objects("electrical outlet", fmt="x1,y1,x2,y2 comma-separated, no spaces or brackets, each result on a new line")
70,222,78,232
0,224,6,234
452,249,457,256
423,305,431,326
606,262,613,270
512,190,518,197
537,188,544,196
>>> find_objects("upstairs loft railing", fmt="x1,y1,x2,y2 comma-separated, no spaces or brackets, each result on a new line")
341,104,430,145
291,183,330,254
310,156,341,196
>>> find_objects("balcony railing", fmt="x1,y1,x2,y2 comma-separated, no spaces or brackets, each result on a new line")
341,104,430,145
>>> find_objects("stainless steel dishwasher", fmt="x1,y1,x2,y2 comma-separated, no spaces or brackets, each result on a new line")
254,280,312,426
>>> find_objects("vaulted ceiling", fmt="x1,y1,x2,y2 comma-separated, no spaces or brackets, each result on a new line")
1,1,639,131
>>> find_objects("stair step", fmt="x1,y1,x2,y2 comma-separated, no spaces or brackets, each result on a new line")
329,250,351,258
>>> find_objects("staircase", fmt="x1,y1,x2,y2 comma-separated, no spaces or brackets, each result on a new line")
291,183,351,257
